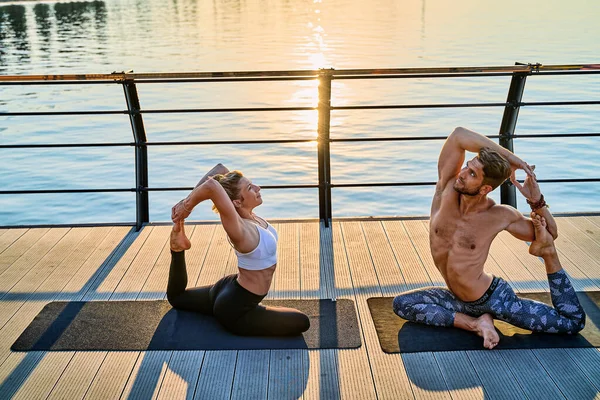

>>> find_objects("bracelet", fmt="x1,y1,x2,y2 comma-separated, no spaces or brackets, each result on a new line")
182,199,193,214
526,194,548,211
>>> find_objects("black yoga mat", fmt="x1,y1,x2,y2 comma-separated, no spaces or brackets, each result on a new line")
367,292,600,353
12,299,360,351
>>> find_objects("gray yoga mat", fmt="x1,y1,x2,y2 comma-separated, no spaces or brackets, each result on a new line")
12,299,361,351
367,292,600,353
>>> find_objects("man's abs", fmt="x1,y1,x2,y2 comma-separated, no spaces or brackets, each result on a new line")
430,220,494,301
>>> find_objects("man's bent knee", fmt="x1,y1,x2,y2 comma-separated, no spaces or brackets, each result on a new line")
393,295,413,319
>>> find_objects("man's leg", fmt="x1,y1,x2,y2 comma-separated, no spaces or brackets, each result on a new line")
393,287,500,349
491,215,586,333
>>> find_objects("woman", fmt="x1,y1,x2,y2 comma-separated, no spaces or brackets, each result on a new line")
168,163,310,336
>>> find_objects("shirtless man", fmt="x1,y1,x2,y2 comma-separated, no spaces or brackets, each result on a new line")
393,127,586,349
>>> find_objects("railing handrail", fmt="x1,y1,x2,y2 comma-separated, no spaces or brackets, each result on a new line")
1,63,600,83
1,63,599,229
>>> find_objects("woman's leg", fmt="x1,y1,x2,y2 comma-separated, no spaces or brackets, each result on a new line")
212,278,309,336
166,221,213,314
229,305,310,336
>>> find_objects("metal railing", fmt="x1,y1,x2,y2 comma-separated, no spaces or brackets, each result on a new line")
1,63,600,229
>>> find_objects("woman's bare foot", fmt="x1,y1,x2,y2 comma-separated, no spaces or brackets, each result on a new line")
170,220,191,252
528,213,557,258
474,313,499,349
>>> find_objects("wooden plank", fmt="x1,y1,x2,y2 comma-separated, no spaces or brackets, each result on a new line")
182,225,236,400
338,221,402,400
0,227,135,398
488,237,546,292
194,226,232,287
300,222,339,399
119,350,172,399
563,348,600,390
84,352,140,400
362,221,408,295
0,227,100,329
0,228,70,294
499,350,564,400
363,221,450,400
268,350,306,400
138,225,200,301
193,352,236,399
11,352,74,400
568,216,600,245
403,221,446,287
0,228,49,274
0,352,45,399
400,352,450,400
300,222,326,299
230,351,270,400
587,215,600,230
0,227,128,400
434,352,485,400
66,227,196,400
0,227,130,367
550,224,600,288
111,226,170,301
499,230,598,291
110,226,198,400
0,227,129,399
156,351,205,400
267,222,305,399
0,229,27,255
533,349,598,399
269,223,299,300
556,218,600,261
381,221,432,290
466,351,526,399
83,227,153,301
46,352,107,400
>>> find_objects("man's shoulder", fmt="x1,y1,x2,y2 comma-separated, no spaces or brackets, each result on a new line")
487,202,522,221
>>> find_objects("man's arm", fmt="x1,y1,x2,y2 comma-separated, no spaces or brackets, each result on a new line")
437,127,533,189
511,169,558,239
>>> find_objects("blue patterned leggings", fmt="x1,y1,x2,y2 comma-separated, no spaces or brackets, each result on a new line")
393,270,586,334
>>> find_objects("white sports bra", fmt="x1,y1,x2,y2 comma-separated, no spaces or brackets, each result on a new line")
231,218,278,271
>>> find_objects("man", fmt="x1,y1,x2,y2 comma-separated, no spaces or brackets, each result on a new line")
393,127,586,349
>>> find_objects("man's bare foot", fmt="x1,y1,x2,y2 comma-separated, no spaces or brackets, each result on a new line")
170,220,191,252
528,213,557,258
474,313,499,349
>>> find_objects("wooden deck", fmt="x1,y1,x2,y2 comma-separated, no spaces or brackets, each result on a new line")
0,216,599,399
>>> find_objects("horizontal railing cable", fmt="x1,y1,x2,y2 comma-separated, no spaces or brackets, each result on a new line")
2,133,598,150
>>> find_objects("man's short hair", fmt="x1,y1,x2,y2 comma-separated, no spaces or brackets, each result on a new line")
478,147,511,190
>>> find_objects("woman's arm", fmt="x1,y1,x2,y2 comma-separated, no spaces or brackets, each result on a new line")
171,178,246,242
194,163,229,188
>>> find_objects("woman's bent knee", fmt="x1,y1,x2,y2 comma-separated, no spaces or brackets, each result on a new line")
297,312,310,333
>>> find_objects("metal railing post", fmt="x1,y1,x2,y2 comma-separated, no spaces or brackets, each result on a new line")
123,80,149,231
498,67,529,208
317,69,333,227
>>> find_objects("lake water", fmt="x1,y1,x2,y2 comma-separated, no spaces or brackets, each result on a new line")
1,0,599,225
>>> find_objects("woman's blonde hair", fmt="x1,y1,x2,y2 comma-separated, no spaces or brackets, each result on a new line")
211,170,244,213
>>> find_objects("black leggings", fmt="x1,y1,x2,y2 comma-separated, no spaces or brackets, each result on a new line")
167,250,310,336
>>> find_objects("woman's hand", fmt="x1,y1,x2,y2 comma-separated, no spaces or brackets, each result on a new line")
511,165,542,202
171,198,193,223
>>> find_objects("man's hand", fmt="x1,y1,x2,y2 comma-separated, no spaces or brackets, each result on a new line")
510,165,541,203
506,154,535,178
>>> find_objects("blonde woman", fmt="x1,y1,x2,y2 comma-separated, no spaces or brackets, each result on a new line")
168,163,309,336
